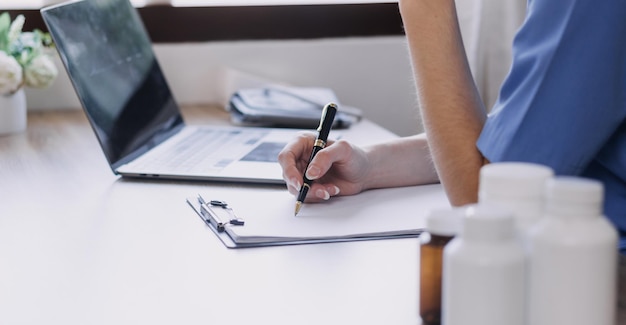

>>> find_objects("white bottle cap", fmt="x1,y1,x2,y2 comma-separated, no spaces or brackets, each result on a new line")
479,162,554,201
426,208,463,236
461,204,515,242
546,176,604,217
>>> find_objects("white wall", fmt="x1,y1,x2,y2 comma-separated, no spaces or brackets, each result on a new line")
26,36,423,137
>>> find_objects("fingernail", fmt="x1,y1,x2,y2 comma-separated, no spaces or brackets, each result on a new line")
305,166,321,180
292,178,302,191
332,185,340,195
316,189,330,200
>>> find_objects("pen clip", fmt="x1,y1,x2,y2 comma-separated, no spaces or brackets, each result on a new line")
197,195,245,232
316,102,337,138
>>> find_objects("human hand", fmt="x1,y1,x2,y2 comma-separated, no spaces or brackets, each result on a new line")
277,132,371,202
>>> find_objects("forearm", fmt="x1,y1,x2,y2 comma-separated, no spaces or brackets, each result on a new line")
399,0,487,205
362,133,439,190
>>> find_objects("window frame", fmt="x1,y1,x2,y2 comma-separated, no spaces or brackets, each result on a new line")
7,3,404,43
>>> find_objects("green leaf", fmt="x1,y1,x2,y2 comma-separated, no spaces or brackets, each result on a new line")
0,12,11,52
34,29,54,48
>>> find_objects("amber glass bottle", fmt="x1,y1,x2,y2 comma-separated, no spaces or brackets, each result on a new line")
419,209,460,325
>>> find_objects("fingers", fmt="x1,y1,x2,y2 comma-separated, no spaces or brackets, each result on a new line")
304,183,341,203
278,132,315,194
278,133,348,201
304,139,352,181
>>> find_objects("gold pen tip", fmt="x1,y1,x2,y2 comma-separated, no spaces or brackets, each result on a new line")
294,201,302,216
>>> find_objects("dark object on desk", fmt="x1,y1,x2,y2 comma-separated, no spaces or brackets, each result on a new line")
228,87,361,129
294,102,337,216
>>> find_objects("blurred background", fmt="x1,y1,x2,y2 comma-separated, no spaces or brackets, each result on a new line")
3,0,525,136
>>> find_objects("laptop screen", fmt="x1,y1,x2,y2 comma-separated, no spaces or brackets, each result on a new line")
42,0,184,170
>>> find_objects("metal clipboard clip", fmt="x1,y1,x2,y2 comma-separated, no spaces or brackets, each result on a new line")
197,195,245,232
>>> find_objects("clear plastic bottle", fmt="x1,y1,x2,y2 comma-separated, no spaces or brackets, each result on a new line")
479,162,554,239
442,204,525,325
419,208,462,325
527,177,618,325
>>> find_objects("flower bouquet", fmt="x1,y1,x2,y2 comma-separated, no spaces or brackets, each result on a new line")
0,12,58,96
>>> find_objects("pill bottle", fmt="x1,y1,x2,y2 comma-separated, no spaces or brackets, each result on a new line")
527,177,618,325
479,162,554,241
442,204,525,325
419,208,462,325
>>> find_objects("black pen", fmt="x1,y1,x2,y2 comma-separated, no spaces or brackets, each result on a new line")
294,102,338,216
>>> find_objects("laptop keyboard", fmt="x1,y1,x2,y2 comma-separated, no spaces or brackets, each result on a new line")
133,128,269,173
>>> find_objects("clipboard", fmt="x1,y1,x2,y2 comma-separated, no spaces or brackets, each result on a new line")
186,184,449,249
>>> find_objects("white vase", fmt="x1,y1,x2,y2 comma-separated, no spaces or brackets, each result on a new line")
0,88,27,136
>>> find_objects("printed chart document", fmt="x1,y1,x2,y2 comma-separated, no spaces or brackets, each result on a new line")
187,184,448,248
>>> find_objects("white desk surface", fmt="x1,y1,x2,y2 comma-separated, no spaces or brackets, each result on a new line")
0,106,447,325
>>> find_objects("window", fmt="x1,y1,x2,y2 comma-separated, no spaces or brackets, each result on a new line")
3,0,396,9
2,0,403,43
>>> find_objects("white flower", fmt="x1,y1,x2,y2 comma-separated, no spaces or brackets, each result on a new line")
0,50,23,95
24,54,58,88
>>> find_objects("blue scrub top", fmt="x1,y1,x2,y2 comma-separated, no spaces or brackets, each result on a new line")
477,0,626,250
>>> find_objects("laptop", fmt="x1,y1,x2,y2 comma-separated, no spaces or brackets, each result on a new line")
41,0,301,184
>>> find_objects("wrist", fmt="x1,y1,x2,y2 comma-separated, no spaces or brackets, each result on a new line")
361,140,404,190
